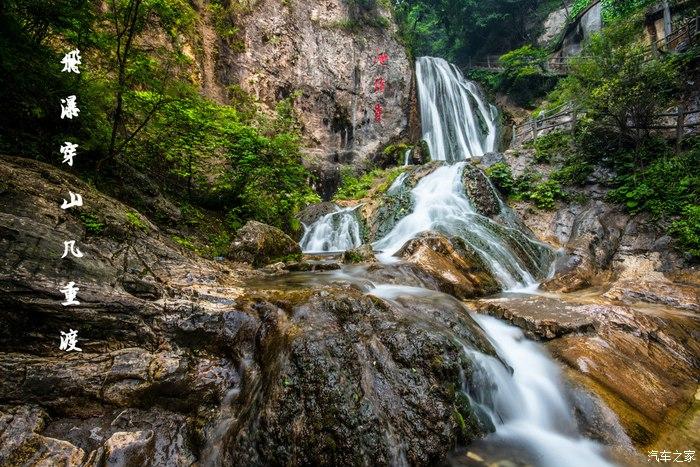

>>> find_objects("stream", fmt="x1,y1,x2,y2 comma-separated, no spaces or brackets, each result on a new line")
293,56,623,465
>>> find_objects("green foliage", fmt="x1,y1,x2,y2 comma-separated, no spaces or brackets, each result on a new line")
569,0,591,19
670,205,700,259
532,132,572,163
172,235,197,251
607,147,699,257
553,22,680,158
485,162,515,195
466,69,502,93
383,143,412,165
550,155,593,186
570,0,656,23
487,162,562,209
334,167,405,200
79,212,105,235
334,168,381,200
126,210,149,232
376,167,408,193
527,179,563,209
393,0,557,65
498,45,559,106
600,0,657,24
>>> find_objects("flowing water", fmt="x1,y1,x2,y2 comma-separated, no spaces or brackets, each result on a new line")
373,56,551,289
287,56,618,465
416,56,498,163
300,205,362,253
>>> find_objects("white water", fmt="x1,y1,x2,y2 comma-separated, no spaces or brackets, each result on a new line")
403,148,412,166
369,285,616,467
373,56,553,288
417,56,498,163
465,314,614,467
300,205,362,253
373,163,539,288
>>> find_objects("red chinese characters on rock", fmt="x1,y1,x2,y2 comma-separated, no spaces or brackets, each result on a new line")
374,77,386,93
375,52,389,66
374,103,383,123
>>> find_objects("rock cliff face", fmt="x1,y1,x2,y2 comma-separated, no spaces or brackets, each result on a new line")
217,0,413,176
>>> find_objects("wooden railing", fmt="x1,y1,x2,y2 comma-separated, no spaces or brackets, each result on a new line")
513,105,700,146
648,15,700,58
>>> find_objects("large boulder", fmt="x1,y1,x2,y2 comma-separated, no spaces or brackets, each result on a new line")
395,232,501,299
228,221,302,267
217,285,497,465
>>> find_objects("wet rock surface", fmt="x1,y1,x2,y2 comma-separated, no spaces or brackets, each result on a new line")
0,156,500,465
475,295,596,339
395,232,501,299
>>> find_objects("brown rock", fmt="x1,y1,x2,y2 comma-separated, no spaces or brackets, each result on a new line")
228,220,302,267
475,296,596,340
395,232,500,299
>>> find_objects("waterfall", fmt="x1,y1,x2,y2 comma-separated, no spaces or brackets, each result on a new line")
373,56,552,288
403,148,412,166
416,56,498,163
464,314,615,466
300,205,362,253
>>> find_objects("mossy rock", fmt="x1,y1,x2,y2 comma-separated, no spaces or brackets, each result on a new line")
227,221,302,267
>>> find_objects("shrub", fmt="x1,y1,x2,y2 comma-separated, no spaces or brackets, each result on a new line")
670,205,700,259
528,180,564,210
485,162,515,195
532,132,573,163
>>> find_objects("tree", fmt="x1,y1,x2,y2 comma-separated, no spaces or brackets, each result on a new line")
101,0,195,166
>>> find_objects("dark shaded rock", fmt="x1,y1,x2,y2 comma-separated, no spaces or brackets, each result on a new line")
297,201,339,226
395,232,501,299
228,221,302,267
216,286,497,465
285,261,342,272
461,164,502,218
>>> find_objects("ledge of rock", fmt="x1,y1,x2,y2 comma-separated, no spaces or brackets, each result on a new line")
475,296,596,340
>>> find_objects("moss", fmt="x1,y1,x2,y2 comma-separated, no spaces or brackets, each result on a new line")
126,210,149,232
172,235,197,251
78,212,105,235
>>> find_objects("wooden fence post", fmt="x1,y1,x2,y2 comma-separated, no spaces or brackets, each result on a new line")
676,103,686,153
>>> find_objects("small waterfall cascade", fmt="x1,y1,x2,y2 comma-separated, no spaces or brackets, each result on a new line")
464,314,616,466
300,205,363,253
373,56,552,289
416,56,498,163
372,163,550,288
403,148,412,166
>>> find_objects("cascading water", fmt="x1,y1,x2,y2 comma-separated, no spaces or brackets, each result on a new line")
368,286,619,467
300,205,363,253
464,314,616,466
373,56,552,289
417,56,498,163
